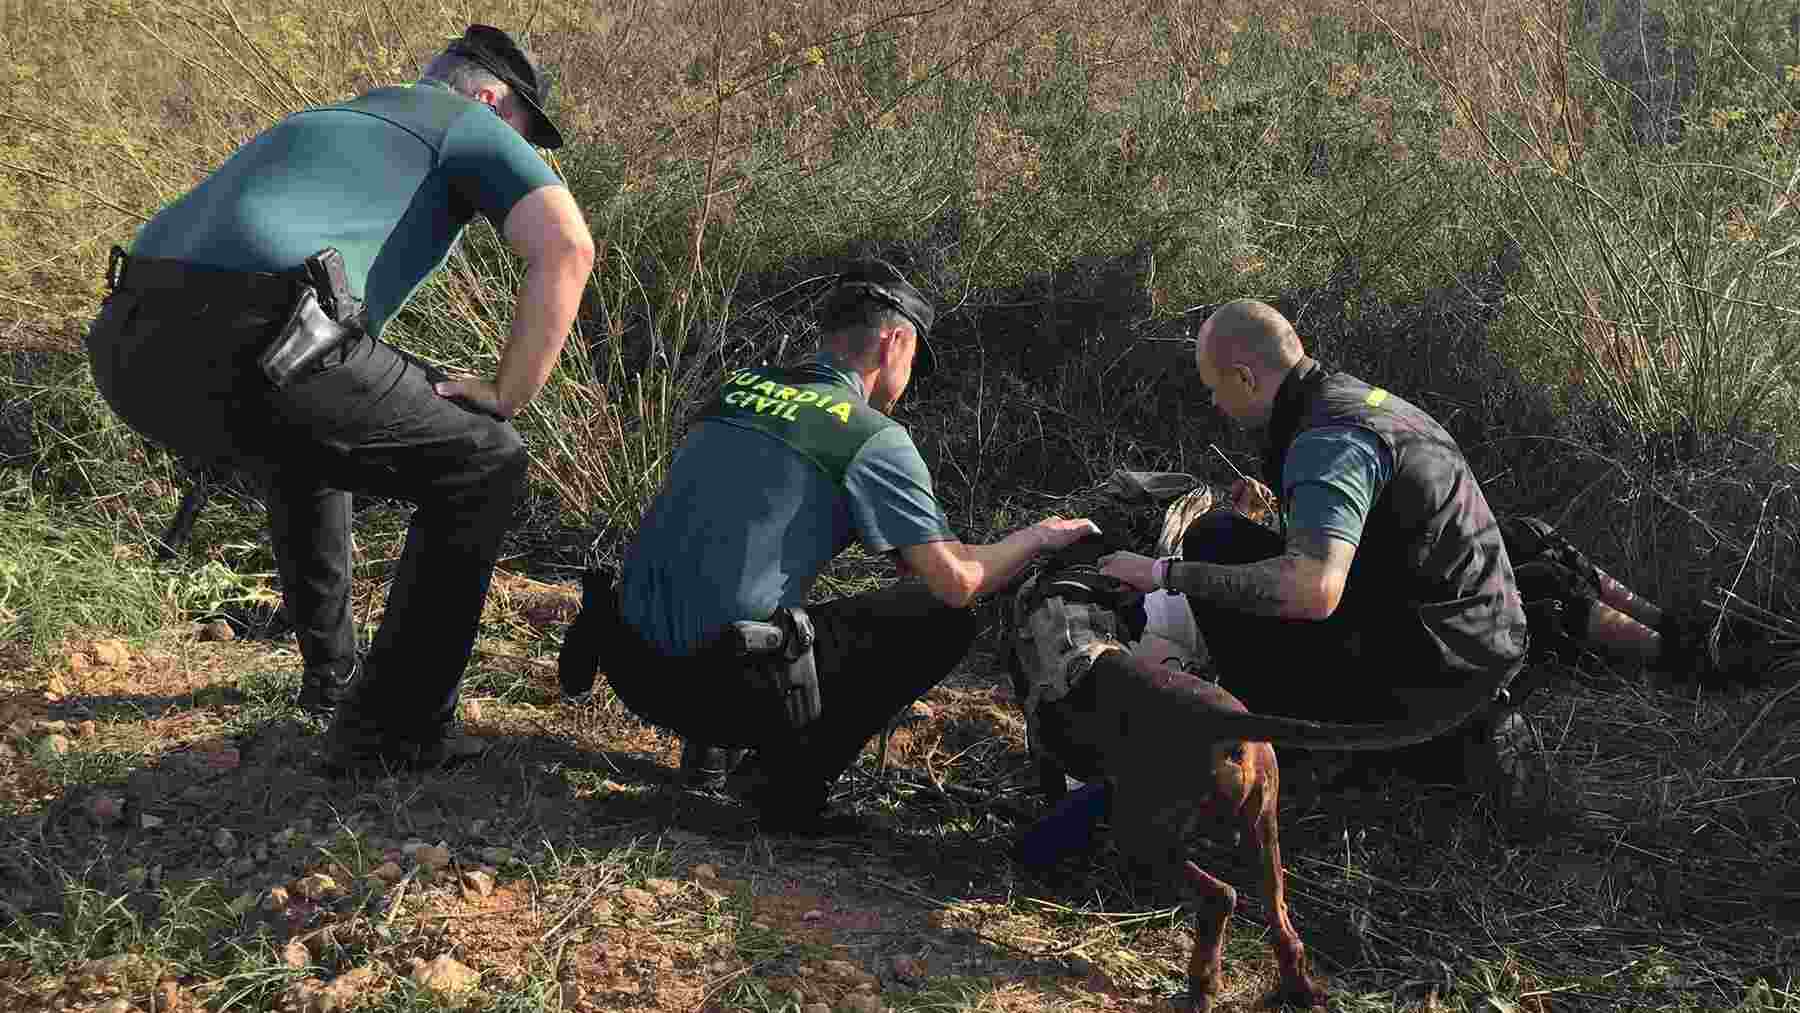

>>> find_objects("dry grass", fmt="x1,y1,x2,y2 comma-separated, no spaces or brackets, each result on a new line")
0,565,1797,1011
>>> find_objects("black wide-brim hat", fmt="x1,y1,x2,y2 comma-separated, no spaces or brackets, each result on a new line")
449,24,564,149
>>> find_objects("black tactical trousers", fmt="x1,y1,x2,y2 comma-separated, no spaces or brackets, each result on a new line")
85,285,526,737
1179,511,1480,782
602,581,977,801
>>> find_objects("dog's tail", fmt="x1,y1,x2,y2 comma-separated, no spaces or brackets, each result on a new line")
1159,658,1506,751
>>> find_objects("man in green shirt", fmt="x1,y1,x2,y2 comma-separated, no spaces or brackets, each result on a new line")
559,260,1101,833
84,25,594,771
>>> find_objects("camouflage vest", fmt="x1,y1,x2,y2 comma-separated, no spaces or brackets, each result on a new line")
694,362,898,488
1262,363,1529,685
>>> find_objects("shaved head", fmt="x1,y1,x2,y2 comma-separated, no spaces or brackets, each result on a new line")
1197,299,1304,375
1192,299,1309,427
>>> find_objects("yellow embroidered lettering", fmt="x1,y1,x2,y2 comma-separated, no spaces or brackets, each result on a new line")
754,381,778,396
793,390,820,405
828,402,852,424
776,386,799,401
723,390,746,407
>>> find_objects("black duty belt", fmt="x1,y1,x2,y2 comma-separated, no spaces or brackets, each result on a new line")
107,246,303,316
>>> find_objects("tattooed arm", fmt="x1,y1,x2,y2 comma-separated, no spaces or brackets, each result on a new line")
1162,527,1356,620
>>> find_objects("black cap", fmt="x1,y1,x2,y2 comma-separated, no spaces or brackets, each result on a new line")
825,258,934,338
448,24,564,149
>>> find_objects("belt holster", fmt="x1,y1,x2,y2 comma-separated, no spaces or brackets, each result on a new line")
724,606,822,730
256,248,364,389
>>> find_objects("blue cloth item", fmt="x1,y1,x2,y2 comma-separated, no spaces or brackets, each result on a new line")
1014,781,1113,870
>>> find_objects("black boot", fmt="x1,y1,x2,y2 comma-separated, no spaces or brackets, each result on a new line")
680,739,744,792
296,657,357,715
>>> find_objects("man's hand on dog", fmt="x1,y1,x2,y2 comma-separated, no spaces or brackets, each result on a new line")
1098,550,1158,591
1033,516,1104,551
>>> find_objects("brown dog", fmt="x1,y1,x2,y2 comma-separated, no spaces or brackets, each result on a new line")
1025,648,1326,1010
1008,553,1514,1009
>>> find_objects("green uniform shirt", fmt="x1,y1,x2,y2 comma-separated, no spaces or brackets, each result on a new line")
622,355,957,657
130,79,563,336
1281,425,1394,547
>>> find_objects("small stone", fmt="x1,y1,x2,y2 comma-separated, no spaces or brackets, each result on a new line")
824,960,861,981
412,953,480,998
646,877,679,897
282,938,310,969
293,873,339,900
802,908,824,922
621,886,656,910
92,639,131,667
415,845,451,870
891,955,925,982
692,863,718,880
139,813,164,831
82,953,140,981
320,965,380,1008
479,846,512,866
197,620,235,642
88,796,125,827
461,869,494,897
35,734,70,760
212,828,237,855
371,862,404,884
262,886,290,913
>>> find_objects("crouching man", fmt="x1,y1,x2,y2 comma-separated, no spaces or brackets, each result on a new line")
559,260,1099,833
1098,299,1537,802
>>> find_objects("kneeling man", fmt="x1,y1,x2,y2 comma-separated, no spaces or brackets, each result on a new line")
561,260,1098,832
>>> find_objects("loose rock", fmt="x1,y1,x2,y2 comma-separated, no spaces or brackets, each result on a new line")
412,954,480,998
370,862,404,884
692,863,718,880
461,869,494,897
92,640,130,667
890,955,926,982
415,845,452,870
802,909,824,922
293,873,339,900
197,620,235,642
140,813,165,831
